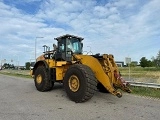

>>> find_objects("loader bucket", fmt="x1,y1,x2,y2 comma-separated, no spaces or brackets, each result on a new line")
76,54,131,97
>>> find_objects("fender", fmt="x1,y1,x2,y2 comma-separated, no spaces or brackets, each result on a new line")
32,60,49,75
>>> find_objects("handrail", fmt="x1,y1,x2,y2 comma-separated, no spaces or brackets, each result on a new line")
126,81,160,89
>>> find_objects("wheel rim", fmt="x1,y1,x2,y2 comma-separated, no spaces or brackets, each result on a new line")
68,75,80,92
36,74,42,84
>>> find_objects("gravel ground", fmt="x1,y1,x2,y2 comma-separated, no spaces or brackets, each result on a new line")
0,74,160,120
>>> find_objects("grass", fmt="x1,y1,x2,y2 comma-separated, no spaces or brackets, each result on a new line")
119,67,160,71
0,70,31,78
0,72,31,78
119,66,160,72
118,67,160,84
119,67,160,97
130,86,160,99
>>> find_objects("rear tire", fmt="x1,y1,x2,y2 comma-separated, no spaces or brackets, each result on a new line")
64,64,97,103
34,66,53,92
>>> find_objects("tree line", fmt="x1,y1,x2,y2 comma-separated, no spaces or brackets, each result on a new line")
1,63,15,69
140,50,160,68
1,62,35,70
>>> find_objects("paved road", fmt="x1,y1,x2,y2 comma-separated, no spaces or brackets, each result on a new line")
0,74,160,120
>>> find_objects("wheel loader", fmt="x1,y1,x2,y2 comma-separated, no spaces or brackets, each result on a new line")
31,34,131,103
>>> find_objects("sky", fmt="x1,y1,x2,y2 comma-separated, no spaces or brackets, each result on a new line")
0,0,160,66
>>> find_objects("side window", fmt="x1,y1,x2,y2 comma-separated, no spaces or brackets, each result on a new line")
58,39,65,52
59,44,64,52
73,42,78,51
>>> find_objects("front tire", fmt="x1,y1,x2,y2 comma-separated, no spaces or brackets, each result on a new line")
34,66,53,91
64,64,97,103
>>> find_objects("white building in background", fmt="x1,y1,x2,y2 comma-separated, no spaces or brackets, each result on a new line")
115,61,124,67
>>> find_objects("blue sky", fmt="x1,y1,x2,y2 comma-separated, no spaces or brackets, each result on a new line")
0,0,160,66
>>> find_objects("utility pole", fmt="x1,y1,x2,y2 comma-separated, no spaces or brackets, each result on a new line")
0,55,2,69
35,37,44,61
125,57,131,81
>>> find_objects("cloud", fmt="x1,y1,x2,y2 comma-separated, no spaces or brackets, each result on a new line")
0,0,160,65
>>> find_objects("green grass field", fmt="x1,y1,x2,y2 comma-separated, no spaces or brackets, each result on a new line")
130,86,160,98
0,69,31,78
119,67,160,84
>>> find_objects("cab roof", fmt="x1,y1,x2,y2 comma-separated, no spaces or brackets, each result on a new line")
54,34,84,41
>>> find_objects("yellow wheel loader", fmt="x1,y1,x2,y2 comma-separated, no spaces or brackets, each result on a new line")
31,34,131,103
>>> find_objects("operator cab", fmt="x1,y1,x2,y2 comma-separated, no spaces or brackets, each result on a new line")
54,34,83,61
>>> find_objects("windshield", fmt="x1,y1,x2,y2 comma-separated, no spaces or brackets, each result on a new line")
67,38,82,54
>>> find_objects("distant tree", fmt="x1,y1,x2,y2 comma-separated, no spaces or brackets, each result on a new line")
156,50,160,67
139,50,160,68
2,63,9,69
25,62,30,70
151,50,160,67
147,60,153,67
10,64,15,69
157,50,160,59
130,61,138,67
2,63,15,69
140,57,149,68
151,56,158,67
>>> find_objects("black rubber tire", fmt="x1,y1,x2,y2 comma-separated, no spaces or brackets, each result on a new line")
34,66,53,92
64,64,97,103
97,82,109,93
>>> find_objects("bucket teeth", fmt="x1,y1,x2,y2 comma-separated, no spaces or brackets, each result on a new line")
113,91,122,98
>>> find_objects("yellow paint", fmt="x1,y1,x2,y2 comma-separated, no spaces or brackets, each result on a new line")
55,67,64,80
36,55,45,61
30,70,33,77
45,59,56,67
36,74,42,84
68,75,80,92
56,61,67,66
43,59,70,81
